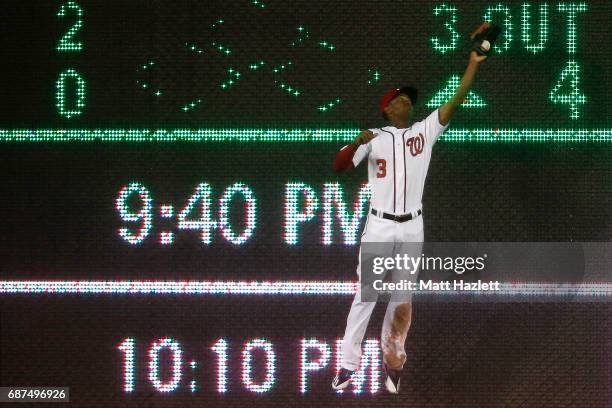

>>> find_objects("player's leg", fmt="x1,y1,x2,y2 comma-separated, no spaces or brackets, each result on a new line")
334,246,377,390
379,259,415,394
340,262,377,371
333,215,391,389
380,241,421,371
380,218,424,393
380,300,411,394
381,300,412,370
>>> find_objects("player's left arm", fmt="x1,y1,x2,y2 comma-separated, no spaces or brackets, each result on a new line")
438,22,494,126
438,50,487,126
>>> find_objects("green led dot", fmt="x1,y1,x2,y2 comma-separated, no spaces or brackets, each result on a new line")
317,98,341,112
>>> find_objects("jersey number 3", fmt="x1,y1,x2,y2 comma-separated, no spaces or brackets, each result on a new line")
376,159,386,178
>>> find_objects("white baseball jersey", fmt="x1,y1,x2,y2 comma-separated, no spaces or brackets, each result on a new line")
351,108,450,215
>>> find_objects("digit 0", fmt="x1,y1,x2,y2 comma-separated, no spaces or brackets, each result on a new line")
55,68,86,118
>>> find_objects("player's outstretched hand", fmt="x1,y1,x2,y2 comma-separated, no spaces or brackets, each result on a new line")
469,22,490,64
353,129,377,146
470,21,501,63
470,50,488,64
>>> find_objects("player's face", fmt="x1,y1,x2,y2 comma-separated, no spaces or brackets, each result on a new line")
387,94,413,122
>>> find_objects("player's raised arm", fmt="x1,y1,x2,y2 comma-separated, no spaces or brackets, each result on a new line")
438,22,498,126
332,129,376,173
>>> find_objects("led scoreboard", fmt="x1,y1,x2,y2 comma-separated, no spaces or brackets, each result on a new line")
0,1,610,406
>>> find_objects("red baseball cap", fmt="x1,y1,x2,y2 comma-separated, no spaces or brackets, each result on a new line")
379,86,418,115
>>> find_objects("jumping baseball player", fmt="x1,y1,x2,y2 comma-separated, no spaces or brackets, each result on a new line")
331,22,498,394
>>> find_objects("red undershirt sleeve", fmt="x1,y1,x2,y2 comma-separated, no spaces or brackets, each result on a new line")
332,144,357,172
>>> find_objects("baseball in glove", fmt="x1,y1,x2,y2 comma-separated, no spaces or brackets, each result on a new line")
470,22,502,57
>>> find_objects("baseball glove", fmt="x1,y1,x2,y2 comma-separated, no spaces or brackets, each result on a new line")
470,22,502,57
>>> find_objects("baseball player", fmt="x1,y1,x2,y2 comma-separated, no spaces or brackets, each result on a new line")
331,23,498,394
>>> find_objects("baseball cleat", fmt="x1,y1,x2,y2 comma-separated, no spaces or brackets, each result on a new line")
331,368,354,390
383,362,402,394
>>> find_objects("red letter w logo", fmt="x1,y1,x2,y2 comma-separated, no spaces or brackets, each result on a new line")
406,133,424,157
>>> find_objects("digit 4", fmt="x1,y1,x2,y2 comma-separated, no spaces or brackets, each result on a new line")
549,60,586,120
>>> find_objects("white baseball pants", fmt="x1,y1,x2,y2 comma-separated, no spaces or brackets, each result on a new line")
340,207,424,371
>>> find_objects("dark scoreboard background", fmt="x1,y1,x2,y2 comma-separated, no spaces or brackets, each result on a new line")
1,1,611,407
1,0,611,127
